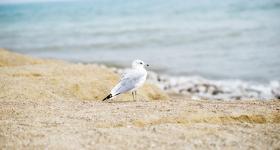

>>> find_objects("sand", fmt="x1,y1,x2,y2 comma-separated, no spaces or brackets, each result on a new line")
0,49,168,101
0,49,279,149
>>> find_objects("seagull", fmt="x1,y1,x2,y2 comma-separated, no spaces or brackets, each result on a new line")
102,59,149,101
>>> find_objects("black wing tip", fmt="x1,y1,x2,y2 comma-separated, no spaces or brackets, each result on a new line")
102,94,112,101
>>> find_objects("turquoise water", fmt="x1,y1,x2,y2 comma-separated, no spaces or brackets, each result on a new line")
0,0,280,82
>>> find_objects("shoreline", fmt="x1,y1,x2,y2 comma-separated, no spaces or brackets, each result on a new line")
103,65,280,101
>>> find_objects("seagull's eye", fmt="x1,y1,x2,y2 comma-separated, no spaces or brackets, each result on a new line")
140,62,143,65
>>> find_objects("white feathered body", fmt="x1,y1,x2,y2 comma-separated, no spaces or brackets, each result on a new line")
110,68,147,97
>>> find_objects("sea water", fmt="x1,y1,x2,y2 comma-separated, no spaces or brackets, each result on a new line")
0,0,279,99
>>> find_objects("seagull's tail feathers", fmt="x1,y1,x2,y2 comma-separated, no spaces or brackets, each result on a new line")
102,94,113,101
102,93,121,101
103,82,123,101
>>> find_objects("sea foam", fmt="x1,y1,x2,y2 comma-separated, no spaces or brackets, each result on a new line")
148,72,280,100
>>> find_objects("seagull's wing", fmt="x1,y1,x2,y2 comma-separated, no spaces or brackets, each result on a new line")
119,69,132,81
110,70,143,96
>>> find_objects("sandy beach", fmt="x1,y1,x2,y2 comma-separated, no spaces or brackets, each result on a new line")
0,49,280,149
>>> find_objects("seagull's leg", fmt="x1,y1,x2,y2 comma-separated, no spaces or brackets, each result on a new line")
132,91,135,101
135,91,137,101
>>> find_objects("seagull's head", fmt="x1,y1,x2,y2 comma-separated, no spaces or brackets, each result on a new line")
132,59,149,69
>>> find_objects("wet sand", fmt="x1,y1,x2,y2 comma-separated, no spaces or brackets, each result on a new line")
0,49,279,149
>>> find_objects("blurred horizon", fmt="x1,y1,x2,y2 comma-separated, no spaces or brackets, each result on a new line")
0,0,279,82
0,0,69,4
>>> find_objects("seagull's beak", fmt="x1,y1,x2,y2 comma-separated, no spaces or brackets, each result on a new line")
146,64,149,67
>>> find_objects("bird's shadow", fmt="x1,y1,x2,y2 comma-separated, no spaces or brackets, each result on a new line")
103,100,143,103
108,101,134,103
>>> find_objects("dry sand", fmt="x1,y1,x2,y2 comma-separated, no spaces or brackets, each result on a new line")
0,49,279,149
0,49,168,101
